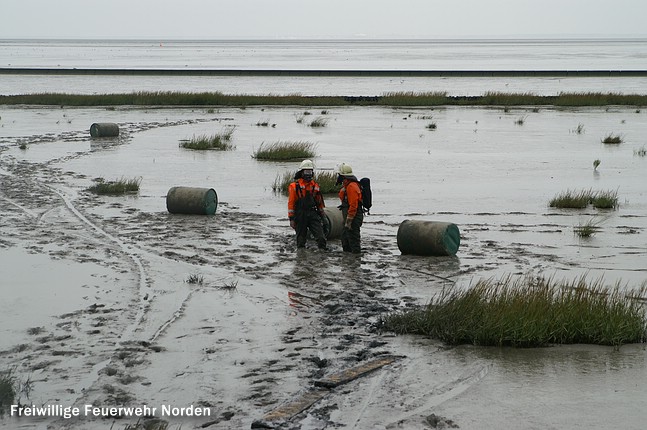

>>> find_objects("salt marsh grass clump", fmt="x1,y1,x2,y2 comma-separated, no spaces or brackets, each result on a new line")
592,189,619,209
272,170,340,195
602,133,623,144
549,189,618,210
180,127,235,150
634,146,647,156
186,274,204,285
308,117,328,128
0,369,16,416
425,122,437,130
574,218,602,238
549,189,592,209
252,141,316,161
88,177,141,195
383,275,647,347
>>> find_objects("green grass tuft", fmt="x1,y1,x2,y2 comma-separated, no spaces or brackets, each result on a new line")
308,117,328,127
179,127,235,150
88,177,141,195
574,218,602,238
549,189,618,210
252,141,316,161
602,133,623,144
0,370,16,416
549,189,592,209
591,189,618,209
634,146,647,157
383,275,647,347
186,274,204,285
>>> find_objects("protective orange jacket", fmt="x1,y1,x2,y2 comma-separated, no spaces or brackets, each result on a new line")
339,179,362,219
288,178,325,219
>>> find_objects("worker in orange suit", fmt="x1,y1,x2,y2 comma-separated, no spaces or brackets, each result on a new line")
336,162,363,254
288,159,327,250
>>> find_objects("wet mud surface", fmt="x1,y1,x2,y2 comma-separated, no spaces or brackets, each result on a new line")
1,105,646,429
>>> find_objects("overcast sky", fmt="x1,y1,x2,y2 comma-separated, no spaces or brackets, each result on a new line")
1,0,646,40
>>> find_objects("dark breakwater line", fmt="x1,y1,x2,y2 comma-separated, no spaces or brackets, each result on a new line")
2,68,647,77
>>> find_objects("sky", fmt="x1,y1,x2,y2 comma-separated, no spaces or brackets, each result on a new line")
1,0,646,40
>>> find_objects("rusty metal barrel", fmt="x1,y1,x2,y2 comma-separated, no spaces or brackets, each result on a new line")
397,220,460,256
166,187,218,215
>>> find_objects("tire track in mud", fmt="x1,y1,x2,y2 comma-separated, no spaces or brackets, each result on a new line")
47,184,149,342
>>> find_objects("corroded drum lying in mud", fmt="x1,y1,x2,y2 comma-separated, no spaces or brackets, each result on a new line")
166,187,218,215
90,122,120,137
397,220,460,256
322,206,344,240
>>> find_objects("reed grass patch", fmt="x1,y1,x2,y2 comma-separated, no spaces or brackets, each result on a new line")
0,369,16,416
186,274,204,285
179,127,235,150
3,91,647,108
514,116,527,125
425,122,437,130
88,177,141,195
602,133,623,144
574,218,602,238
272,170,341,195
593,159,601,170
309,117,328,127
634,146,647,156
591,189,618,209
252,141,317,161
380,91,448,106
383,275,647,347
549,189,592,209
549,189,618,210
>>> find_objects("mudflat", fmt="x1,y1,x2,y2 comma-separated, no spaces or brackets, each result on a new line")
1,104,646,429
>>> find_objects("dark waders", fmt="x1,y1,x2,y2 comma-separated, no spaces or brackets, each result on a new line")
295,189,326,249
340,206,363,254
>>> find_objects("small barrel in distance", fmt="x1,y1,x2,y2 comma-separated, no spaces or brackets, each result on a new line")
90,123,120,138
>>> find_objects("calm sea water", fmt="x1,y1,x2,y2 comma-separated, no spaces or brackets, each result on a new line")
1,38,647,96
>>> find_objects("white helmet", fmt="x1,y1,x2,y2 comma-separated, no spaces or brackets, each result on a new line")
299,159,314,170
337,162,353,176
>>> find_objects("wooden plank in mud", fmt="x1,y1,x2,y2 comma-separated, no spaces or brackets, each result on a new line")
251,388,329,429
251,356,399,428
314,355,398,388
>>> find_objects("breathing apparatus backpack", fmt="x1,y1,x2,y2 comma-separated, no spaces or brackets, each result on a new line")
359,177,372,214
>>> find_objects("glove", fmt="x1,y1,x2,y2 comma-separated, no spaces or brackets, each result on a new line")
290,220,296,230
344,217,353,230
